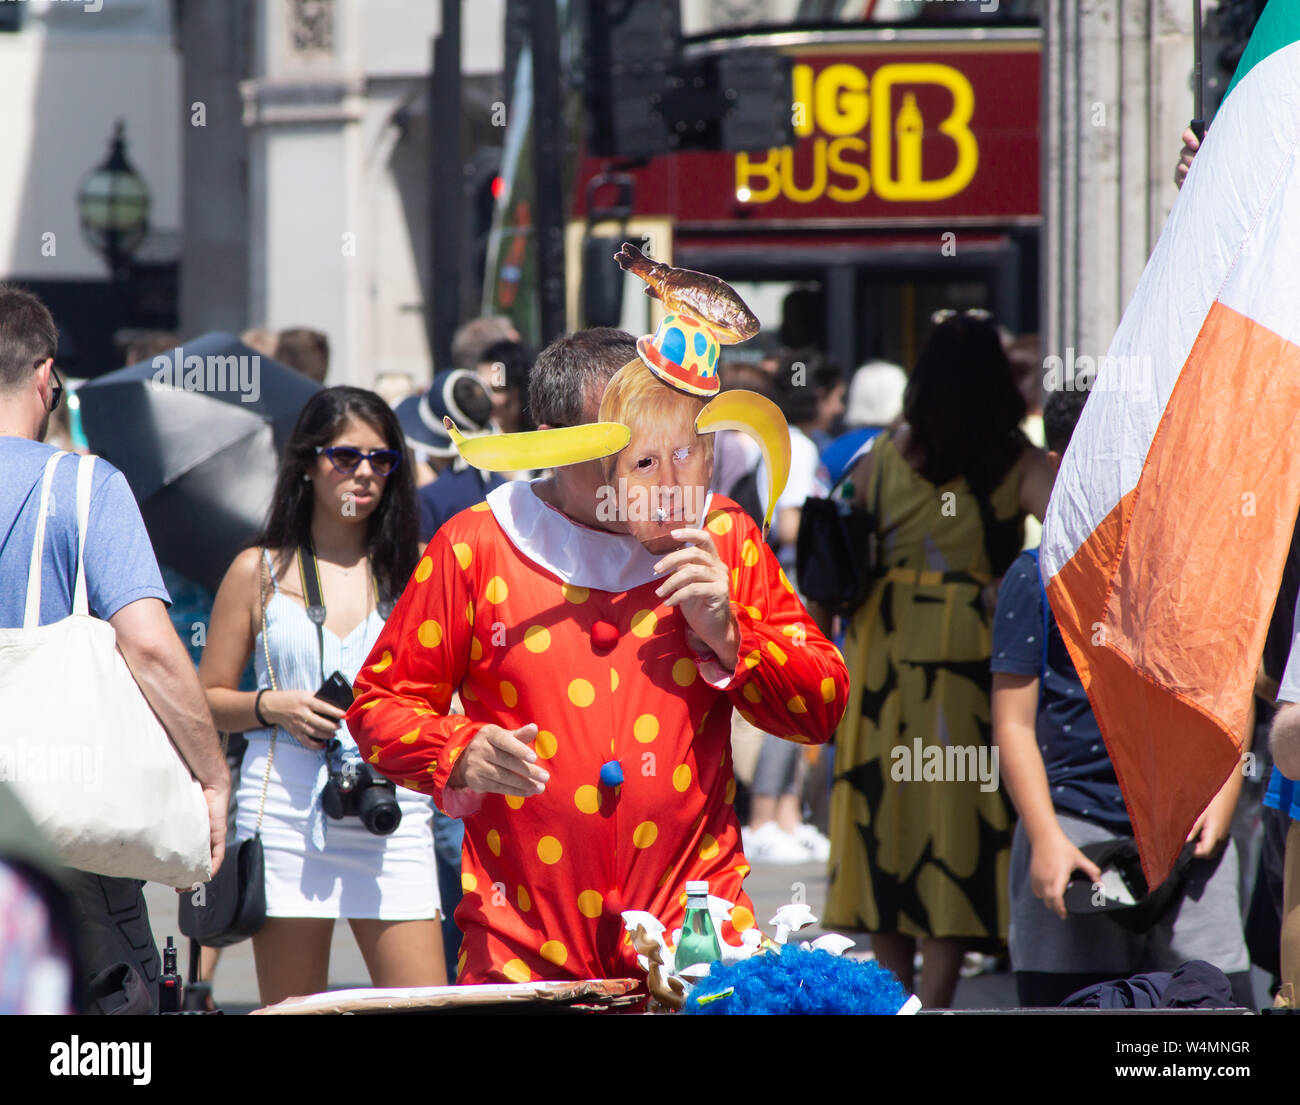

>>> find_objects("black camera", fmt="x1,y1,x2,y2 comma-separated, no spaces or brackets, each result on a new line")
322,739,402,836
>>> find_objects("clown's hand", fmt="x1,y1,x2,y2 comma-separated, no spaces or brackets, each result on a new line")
448,723,549,797
654,527,738,671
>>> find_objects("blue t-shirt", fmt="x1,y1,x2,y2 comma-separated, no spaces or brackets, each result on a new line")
1264,769,1299,821
1265,584,1300,820
0,438,170,628
821,425,883,487
990,549,1128,827
417,466,504,543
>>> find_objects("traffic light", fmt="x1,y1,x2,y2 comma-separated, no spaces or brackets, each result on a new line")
580,0,680,158
465,147,503,312
580,0,792,159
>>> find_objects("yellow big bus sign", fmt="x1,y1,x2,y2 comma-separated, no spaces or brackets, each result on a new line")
735,60,984,207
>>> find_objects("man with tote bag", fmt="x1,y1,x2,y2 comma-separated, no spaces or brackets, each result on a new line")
0,286,228,1013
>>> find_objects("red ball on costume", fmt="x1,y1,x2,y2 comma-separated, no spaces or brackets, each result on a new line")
591,620,619,649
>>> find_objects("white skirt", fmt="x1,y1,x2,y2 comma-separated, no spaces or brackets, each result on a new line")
234,734,440,920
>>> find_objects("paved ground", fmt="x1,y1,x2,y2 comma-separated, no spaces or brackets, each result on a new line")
148,861,1276,1013
146,856,1024,1013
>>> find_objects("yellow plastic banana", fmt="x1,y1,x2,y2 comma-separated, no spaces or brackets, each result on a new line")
443,416,631,472
695,390,791,539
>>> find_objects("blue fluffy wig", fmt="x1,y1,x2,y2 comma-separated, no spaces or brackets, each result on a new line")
682,946,910,1015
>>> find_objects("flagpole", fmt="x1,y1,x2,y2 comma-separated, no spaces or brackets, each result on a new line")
1191,0,1205,139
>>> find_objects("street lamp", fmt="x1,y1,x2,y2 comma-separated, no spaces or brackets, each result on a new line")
77,120,150,282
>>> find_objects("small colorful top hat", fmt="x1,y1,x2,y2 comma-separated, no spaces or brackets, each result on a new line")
636,312,722,398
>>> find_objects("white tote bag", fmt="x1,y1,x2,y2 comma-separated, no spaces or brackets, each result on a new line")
0,451,212,888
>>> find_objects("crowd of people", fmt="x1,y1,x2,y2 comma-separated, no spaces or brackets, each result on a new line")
0,251,1294,1014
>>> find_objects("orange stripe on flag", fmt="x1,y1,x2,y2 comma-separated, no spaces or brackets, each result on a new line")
1050,301,1300,886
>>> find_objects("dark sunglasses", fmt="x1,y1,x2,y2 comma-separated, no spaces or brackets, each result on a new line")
314,446,402,477
930,307,994,326
47,360,63,412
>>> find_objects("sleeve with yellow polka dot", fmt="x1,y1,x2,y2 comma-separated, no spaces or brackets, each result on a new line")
346,526,485,812
700,500,849,744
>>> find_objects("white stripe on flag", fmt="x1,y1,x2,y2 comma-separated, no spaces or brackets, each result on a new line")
1041,40,1300,580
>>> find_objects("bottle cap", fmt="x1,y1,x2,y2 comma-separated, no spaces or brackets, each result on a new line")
684,880,709,897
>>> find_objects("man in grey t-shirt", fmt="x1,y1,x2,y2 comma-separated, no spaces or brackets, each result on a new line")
0,285,228,1013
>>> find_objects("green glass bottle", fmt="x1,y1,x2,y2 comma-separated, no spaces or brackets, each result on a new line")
674,880,721,972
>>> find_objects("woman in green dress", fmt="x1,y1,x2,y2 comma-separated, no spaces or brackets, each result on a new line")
823,312,1054,1009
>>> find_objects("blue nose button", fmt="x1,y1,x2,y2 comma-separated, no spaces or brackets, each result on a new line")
599,760,624,787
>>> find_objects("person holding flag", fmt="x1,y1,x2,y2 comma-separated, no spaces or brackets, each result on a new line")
995,387,1250,1008
1039,0,1300,1007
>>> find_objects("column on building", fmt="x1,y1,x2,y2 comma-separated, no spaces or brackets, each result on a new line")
1042,0,1199,371
241,0,367,384
178,0,251,338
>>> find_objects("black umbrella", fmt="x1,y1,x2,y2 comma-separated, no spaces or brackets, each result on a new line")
77,332,321,593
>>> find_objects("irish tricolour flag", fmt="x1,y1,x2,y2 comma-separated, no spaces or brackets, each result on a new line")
1041,0,1300,886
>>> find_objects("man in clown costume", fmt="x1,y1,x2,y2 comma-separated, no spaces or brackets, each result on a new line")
347,310,847,986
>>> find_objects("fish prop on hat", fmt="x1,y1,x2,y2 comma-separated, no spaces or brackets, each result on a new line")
614,242,760,345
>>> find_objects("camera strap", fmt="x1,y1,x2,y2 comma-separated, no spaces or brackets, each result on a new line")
296,540,385,689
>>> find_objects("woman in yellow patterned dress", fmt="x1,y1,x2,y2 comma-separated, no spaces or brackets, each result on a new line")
823,313,1054,1009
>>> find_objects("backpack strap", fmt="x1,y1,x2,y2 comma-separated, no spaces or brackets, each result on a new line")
297,541,328,689
296,540,388,687
72,455,95,618
23,451,66,629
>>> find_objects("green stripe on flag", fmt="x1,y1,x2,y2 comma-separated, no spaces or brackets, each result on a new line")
1224,0,1300,102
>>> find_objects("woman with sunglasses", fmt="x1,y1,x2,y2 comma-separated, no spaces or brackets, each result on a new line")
200,386,445,1005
